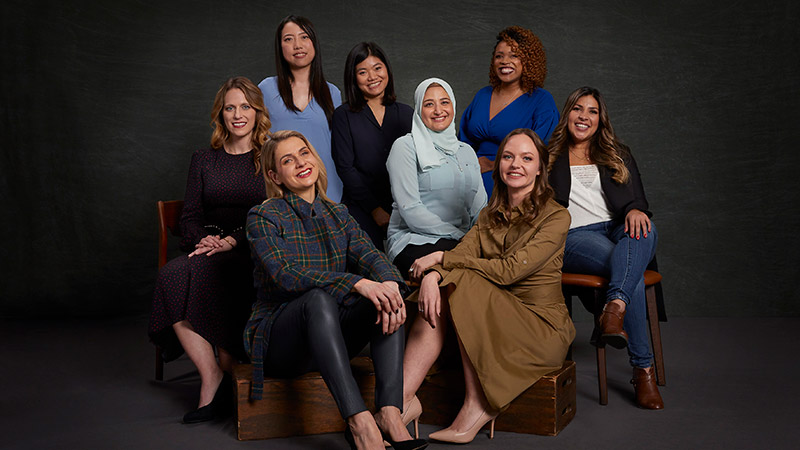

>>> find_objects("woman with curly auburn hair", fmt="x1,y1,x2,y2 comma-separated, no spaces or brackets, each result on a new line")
547,86,663,410
402,128,574,444
460,26,559,197
148,76,271,424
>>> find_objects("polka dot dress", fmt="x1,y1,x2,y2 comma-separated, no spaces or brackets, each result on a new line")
148,148,265,361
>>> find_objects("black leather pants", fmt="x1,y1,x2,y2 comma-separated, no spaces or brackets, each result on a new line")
263,288,404,419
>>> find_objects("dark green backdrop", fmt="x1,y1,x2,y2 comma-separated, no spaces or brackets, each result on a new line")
2,0,798,317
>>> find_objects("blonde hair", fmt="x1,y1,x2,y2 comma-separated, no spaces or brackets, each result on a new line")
258,130,331,202
209,77,272,173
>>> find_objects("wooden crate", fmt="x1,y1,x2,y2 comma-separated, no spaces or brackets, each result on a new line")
416,360,576,436
234,357,376,440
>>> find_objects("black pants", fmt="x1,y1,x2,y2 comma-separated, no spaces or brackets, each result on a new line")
264,288,404,418
392,238,460,275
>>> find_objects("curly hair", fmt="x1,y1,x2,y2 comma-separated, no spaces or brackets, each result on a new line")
486,128,554,228
210,76,272,173
546,87,630,184
259,130,331,203
489,26,547,93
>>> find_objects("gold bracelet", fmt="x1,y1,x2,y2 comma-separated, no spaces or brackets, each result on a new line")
223,236,235,247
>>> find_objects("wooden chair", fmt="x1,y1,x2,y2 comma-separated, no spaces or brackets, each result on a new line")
561,270,665,405
155,200,184,381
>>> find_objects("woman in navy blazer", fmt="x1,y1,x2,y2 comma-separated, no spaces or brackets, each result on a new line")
332,42,413,251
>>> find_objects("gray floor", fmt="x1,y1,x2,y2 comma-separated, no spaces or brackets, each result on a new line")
1,316,798,450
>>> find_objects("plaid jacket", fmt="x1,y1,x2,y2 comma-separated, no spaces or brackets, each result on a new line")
244,191,403,399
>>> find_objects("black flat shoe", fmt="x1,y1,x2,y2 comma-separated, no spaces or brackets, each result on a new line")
183,403,215,424
182,373,232,424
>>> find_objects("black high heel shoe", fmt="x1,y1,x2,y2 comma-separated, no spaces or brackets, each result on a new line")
344,426,428,450
182,373,231,424
380,430,429,450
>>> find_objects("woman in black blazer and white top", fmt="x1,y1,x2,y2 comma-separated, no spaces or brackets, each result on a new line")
547,86,663,410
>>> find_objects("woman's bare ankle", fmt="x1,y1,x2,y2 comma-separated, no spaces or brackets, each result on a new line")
347,412,384,449
375,406,411,441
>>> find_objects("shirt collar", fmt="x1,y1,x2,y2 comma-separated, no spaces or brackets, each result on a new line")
497,204,523,222
283,190,321,219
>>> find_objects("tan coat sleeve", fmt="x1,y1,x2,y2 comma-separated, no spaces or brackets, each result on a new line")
429,214,484,280
442,208,569,286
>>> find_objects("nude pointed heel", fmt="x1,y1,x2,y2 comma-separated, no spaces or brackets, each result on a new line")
428,410,497,444
400,395,423,439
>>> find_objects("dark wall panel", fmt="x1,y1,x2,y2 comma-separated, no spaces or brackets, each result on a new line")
2,0,798,317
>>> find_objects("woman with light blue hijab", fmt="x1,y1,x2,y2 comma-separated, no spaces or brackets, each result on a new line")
386,78,487,275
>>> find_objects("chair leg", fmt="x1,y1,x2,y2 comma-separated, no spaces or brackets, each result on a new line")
645,285,666,386
596,345,608,405
155,346,164,381
593,288,608,405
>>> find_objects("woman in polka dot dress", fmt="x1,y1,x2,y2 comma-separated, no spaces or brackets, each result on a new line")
148,77,270,423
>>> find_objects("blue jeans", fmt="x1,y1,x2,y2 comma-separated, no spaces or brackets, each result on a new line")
563,220,658,369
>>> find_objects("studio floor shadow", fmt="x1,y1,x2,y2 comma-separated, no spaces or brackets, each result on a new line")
1,316,798,450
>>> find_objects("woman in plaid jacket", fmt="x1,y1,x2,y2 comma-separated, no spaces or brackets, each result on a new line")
245,130,427,450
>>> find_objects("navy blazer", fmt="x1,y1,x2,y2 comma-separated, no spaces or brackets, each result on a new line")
549,146,652,220
331,102,413,214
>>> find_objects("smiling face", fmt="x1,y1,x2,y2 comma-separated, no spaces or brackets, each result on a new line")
222,88,256,140
493,40,522,86
355,55,387,101
268,136,319,200
567,94,600,145
499,133,541,198
280,21,315,70
420,85,454,132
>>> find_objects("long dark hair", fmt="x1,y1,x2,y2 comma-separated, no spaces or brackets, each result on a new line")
486,128,554,227
273,15,335,126
343,42,397,112
547,86,630,184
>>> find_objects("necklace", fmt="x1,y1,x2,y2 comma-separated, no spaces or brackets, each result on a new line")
496,87,522,107
569,149,591,161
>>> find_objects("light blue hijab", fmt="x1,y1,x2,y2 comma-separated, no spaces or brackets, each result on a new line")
411,78,460,171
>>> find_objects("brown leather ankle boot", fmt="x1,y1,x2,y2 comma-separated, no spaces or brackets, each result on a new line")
631,367,664,409
598,301,628,349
